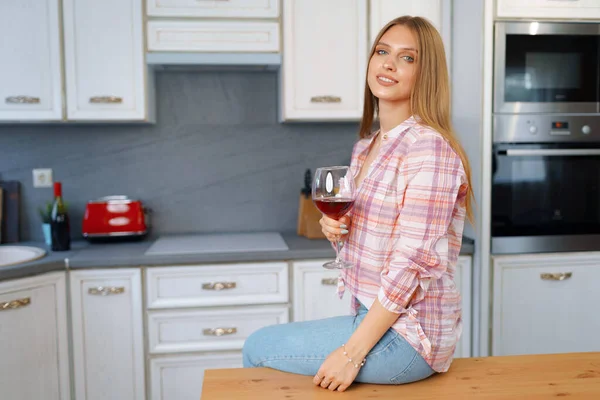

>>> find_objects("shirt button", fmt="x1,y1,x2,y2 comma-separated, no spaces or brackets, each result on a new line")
383,134,388,140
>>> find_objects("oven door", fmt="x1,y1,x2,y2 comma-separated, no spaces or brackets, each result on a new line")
492,144,600,253
494,22,600,114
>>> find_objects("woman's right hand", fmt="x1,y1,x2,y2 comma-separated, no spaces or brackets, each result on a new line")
319,214,351,243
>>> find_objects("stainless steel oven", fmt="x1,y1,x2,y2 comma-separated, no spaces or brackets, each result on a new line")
494,21,600,115
492,115,600,254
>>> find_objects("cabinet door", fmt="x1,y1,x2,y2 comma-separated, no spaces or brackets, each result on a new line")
292,260,352,321
369,0,450,69
0,0,62,121
147,0,279,18
150,352,243,400
70,269,145,400
62,0,150,121
454,255,472,358
493,253,600,356
0,272,70,400
281,0,367,121
497,0,600,19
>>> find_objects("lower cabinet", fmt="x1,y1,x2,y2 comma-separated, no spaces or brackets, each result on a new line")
70,268,145,400
292,256,473,358
492,252,600,356
150,352,243,400
0,272,70,400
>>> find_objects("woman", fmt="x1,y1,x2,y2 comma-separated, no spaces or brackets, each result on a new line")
242,15,473,392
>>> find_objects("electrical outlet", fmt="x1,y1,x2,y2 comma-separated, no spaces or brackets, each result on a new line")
33,168,53,188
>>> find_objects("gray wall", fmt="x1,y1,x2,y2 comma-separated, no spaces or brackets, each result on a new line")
0,71,359,241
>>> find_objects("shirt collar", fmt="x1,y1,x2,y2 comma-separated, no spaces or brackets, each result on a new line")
380,115,418,141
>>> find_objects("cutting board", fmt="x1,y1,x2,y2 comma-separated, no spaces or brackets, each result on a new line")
144,232,289,256
0,181,20,243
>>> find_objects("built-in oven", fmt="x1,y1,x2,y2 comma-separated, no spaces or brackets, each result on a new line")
494,21,600,115
492,115,600,254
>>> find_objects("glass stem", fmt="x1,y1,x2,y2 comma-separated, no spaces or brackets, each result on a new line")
335,240,342,263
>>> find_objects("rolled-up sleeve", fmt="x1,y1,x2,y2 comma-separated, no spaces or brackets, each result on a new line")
377,134,466,314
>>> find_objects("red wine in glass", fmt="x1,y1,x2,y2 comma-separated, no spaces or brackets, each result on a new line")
314,198,355,220
312,166,356,269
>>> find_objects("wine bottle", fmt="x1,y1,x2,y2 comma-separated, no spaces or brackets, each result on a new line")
50,181,71,251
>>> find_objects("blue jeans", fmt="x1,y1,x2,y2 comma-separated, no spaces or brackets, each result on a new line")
242,303,436,384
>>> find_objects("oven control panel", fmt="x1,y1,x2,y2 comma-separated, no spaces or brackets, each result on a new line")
494,115,599,143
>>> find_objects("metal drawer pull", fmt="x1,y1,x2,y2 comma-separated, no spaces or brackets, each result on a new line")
203,327,237,337
202,282,236,291
6,96,40,104
310,95,342,103
88,286,125,295
540,272,572,281
0,297,31,311
89,96,123,104
321,278,338,286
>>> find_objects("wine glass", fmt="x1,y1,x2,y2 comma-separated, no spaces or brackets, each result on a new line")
312,166,356,269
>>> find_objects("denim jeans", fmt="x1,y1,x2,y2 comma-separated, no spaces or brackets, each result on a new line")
242,303,436,384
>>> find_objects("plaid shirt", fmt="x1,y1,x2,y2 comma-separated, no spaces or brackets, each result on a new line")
338,116,468,373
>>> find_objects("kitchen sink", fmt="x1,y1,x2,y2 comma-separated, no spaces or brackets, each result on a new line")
0,245,47,267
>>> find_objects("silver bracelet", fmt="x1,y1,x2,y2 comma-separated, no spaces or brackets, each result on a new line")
342,344,366,369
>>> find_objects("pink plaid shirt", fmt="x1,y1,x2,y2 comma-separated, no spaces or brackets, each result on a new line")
338,116,468,373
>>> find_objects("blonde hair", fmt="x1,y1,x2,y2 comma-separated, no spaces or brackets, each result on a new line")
359,15,475,224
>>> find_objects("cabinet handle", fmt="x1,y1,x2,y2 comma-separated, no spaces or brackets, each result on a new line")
203,327,237,337
0,297,31,311
202,282,236,291
89,96,123,104
321,278,338,286
310,95,342,103
88,286,125,295
540,272,572,281
5,96,40,104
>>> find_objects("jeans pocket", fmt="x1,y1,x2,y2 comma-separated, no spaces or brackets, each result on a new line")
389,351,435,385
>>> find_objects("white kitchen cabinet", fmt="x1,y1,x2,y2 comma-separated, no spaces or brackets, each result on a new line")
492,252,600,356
497,0,600,19
150,352,243,400
369,0,451,70
293,256,472,358
62,0,153,121
292,259,352,321
70,268,145,400
281,0,368,121
0,272,70,400
147,0,279,18
147,21,280,53
0,0,63,121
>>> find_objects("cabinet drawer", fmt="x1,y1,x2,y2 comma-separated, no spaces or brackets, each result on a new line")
147,0,279,18
146,262,288,309
150,352,242,400
497,0,600,19
147,20,280,52
148,305,289,354
292,260,351,322
493,253,600,356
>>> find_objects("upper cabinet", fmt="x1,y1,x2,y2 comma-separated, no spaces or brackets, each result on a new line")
370,0,450,68
147,0,279,18
497,0,600,19
281,0,368,122
63,0,153,121
0,0,63,121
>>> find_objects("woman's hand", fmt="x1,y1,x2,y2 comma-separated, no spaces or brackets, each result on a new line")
313,346,360,392
319,214,351,243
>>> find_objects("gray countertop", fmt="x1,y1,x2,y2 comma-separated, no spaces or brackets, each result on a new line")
0,232,474,282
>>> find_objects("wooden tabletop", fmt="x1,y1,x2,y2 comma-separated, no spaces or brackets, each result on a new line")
201,352,600,399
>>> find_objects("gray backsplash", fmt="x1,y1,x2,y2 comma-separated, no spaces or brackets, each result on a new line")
0,71,359,241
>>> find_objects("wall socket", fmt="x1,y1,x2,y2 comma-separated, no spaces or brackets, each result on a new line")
33,168,53,188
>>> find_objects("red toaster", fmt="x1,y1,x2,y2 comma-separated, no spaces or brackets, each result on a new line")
82,195,150,240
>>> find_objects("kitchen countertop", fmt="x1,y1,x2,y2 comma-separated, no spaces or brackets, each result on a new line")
0,232,474,281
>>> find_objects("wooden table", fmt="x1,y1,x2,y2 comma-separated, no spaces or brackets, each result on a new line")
201,352,600,399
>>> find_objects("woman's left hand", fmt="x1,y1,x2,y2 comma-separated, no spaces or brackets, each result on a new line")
312,346,360,392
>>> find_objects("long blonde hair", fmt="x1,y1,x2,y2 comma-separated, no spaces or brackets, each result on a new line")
359,15,475,224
